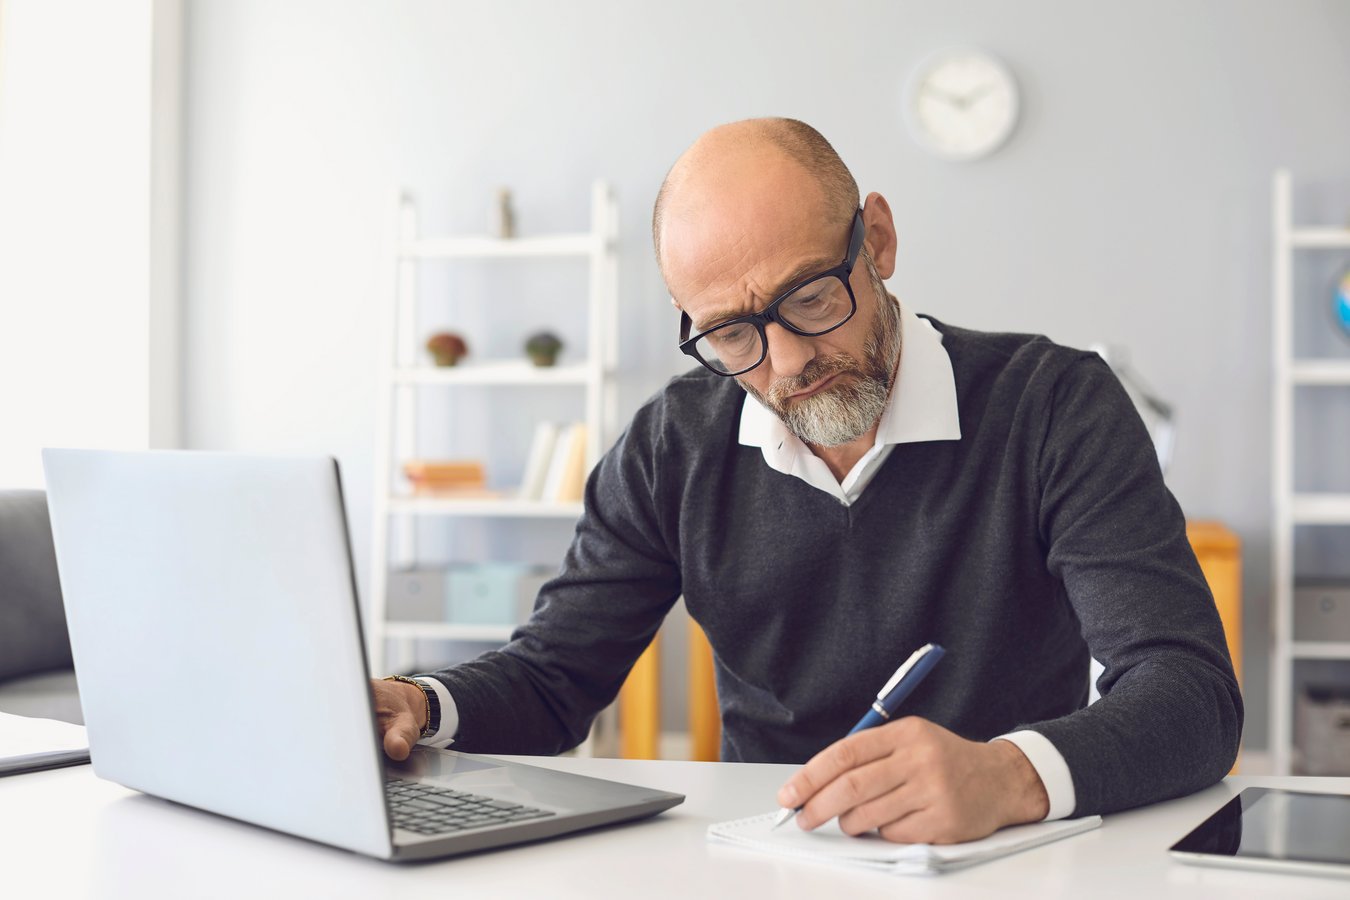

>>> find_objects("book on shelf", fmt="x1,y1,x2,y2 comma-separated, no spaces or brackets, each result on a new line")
538,422,588,503
517,422,560,501
403,459,487,493
552,423,588,502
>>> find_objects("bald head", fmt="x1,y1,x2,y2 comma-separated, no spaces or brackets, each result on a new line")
651,118,860,276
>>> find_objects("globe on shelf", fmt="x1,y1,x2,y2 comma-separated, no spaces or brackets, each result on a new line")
1336,271,1350,339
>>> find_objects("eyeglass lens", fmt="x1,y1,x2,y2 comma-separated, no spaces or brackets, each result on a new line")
692,274,853,374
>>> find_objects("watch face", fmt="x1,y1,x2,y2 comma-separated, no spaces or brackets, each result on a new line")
904,48,1020,160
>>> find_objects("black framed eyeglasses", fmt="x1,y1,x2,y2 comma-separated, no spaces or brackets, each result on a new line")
677,209,866,376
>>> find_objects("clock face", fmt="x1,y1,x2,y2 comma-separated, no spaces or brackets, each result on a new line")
903,49,1020,161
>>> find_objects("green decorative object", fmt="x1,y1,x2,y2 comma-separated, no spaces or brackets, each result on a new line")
524,331,563,367
425,331,468,367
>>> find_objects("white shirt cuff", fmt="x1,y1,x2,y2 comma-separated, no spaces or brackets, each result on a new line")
992,730,1076,820
413,677,459,749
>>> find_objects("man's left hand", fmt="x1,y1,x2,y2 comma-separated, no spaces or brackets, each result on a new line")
775,717,1050,844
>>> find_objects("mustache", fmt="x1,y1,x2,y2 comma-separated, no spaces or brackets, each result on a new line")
766,354,857,408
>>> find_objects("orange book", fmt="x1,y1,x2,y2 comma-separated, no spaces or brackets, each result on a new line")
403,459,486,491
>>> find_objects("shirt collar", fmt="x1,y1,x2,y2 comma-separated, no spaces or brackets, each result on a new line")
737,300,961,465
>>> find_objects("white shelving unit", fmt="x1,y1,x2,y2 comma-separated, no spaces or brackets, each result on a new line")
1269,169,1350,775
368,181,619,675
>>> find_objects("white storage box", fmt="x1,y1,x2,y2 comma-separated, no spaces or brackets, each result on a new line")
386,567,447,621
1294,581,1350,643
1295,684,1350,776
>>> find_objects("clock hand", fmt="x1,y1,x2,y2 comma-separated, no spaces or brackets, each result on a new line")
961,83,998,107
921,83,965,107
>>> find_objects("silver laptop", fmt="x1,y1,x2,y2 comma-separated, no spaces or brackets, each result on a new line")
41,448,683,862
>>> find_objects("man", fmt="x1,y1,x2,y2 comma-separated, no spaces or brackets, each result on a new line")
372,118,1242,844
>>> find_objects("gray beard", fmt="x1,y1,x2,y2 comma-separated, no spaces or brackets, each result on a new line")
742,252,903,448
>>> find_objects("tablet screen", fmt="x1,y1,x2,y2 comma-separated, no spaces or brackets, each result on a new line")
1171,788,1350,867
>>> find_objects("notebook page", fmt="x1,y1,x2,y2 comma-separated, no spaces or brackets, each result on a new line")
708,813,933,873
708,811,1103,875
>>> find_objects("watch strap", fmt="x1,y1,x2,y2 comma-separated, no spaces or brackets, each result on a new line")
383,674,440,738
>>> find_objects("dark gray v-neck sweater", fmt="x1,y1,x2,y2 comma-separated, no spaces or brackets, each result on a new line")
424,317,1242,817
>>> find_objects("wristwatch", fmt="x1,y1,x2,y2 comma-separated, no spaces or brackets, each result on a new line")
383,674,441,738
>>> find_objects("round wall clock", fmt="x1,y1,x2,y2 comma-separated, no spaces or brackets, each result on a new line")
902,48,1020,161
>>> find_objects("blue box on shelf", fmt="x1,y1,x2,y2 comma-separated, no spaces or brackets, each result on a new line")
446,563,527,625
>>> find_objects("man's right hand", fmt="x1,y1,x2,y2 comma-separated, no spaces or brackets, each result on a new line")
371,678,428,761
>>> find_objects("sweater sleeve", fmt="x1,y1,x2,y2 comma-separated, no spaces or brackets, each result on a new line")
1023,355,1243,816
419,398,682,755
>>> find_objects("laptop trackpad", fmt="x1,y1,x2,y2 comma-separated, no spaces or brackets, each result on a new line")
386,747,503,781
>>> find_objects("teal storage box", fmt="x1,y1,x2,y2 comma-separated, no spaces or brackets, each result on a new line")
446,563,526,625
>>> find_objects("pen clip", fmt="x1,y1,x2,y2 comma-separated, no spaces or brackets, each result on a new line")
876,643,935,701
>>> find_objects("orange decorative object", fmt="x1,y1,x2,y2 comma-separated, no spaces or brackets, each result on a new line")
619,638,661,760
1186,520,1243,685
1186,520,1243,775
688,620,721,762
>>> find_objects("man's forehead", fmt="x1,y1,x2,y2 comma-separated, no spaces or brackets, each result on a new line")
666,226,840,331
661,187,834,281
657,143,842,320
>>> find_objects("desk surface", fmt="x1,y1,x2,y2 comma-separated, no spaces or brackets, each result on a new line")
2,756,1347,899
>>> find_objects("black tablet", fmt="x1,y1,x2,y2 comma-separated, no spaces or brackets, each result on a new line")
1169,788,1350,879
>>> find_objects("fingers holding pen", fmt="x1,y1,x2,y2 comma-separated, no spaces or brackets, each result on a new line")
799,756,915,834
777,720,917,829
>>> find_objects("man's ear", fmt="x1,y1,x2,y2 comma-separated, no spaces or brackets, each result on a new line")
861,192,898,280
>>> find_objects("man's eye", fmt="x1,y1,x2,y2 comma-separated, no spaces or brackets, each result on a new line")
709,324,754,347
785,290,831,318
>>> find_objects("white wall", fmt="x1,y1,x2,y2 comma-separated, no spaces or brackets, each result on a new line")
181,0,1350,750
0,0,155,485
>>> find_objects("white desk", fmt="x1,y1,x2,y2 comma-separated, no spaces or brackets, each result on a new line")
1,757,1346,899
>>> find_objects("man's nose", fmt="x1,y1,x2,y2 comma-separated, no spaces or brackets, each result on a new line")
763,323,815,379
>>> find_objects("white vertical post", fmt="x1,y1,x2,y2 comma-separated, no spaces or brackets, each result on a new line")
395,198,419,565
149,0,184,449
368,191,405,674
585,180,611,469
604,188,621,444
1270,169,1294,776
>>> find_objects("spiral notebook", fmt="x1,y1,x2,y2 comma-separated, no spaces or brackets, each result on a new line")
707,811,1102,875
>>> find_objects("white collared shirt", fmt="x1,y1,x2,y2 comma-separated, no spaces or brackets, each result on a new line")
735,300,1076,821
737,297,961,505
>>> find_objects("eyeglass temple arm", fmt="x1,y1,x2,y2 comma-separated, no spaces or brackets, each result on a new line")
847,208,866,264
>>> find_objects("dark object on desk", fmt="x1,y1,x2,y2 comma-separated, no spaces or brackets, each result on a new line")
0,490,82,725
0,710,90,776
1170,788,1350,880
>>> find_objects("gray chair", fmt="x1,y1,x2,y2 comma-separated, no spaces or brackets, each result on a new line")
0,489,82,724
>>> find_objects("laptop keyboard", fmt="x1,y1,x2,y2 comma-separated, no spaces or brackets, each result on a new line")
385,778,556,836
